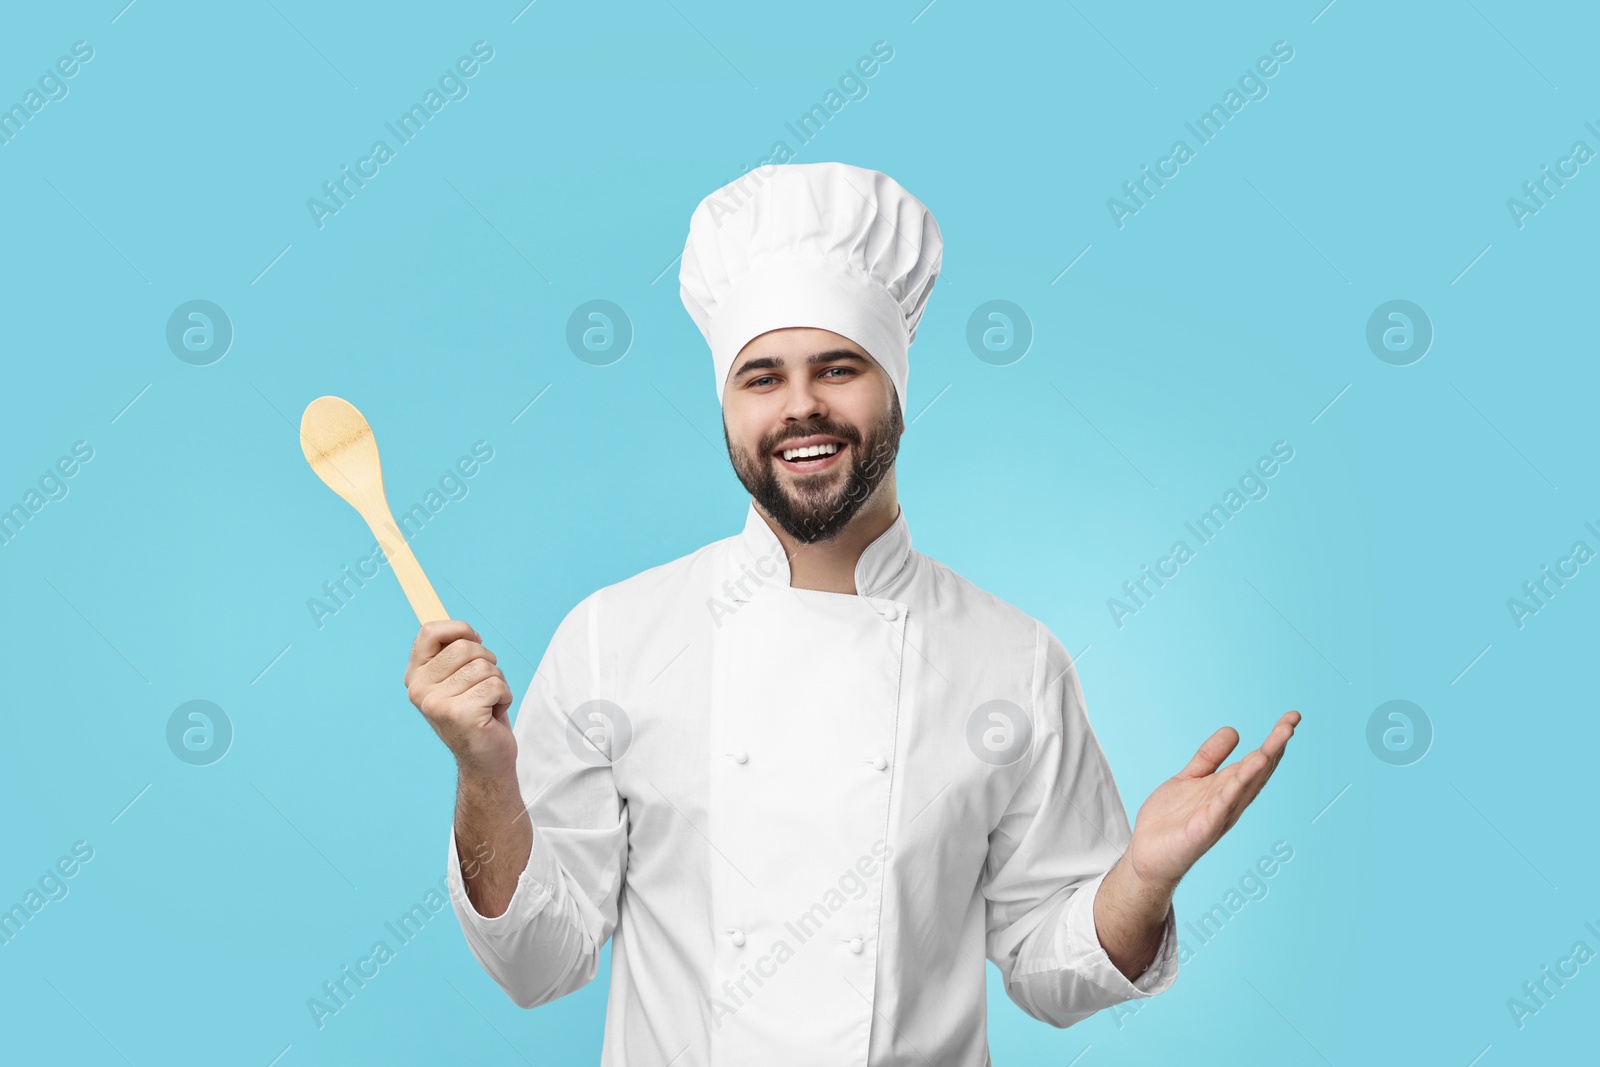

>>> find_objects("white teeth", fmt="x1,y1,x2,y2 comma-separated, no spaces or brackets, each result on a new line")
782,442,840,461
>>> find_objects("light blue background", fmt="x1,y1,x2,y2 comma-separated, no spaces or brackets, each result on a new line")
2,1,1595,1063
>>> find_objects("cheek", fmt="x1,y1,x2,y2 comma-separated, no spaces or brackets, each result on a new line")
722,413,765,455
725,395,783,444
837,376,891,422
836,398,883,437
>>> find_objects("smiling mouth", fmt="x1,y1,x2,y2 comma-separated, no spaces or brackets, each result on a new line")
773,440,846,474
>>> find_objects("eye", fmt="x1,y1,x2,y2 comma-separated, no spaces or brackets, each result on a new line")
748,375,777,388
821,366,855,379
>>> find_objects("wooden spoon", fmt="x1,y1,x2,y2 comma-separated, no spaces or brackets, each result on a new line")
300,395,449,624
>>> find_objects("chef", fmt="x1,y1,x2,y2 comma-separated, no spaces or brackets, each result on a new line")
405,162,1301,1065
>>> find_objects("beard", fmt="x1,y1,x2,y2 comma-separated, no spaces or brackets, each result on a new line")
725,401,903,545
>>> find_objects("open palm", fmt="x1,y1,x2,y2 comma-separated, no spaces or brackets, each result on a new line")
1127,711,1302,890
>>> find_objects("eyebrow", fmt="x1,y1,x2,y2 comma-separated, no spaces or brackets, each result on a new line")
732,348,871,382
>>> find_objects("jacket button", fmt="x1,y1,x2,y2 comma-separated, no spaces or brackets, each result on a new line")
847,938,864,954
870,754,888,771
731,749,749,765
881,604,900,621
730,929,746,947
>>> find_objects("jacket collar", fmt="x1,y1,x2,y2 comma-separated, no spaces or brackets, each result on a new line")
733,498,913,600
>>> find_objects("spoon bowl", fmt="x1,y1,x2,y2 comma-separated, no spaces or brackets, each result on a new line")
300,395,449,624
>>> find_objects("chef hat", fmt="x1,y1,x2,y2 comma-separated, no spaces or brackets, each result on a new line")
679,162,942,419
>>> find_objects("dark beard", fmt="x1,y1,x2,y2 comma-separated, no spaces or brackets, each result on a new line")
725,402,902,545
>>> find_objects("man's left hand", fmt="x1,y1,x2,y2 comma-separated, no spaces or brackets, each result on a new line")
1125,711,1302,892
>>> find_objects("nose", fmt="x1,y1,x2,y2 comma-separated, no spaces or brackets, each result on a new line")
780,372,827,424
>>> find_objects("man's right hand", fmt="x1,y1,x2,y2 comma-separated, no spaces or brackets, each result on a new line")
403,619,516,780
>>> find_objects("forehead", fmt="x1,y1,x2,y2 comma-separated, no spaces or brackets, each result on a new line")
732,328,875,382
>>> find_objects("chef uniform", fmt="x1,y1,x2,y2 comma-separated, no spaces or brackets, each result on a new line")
446,162,1179,1066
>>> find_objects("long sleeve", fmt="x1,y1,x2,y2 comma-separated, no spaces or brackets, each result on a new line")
446,591,630,1009
981,622,1179,1028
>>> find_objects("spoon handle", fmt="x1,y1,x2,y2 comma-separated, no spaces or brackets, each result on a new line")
369,512,449,624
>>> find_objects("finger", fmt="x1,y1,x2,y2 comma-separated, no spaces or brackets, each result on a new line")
1212,720,1299,833
1196,769,1253,842
435,657,504,700
424,674,512,727
406,619,480,673
1228,737,1291,817
1178,726,1241,779
1235,748,1272,791
490,688,513,725
458,674,512,714
420,638,498,686
1248,714,1299,784
1213,768,1252,822
1257,711,1300,761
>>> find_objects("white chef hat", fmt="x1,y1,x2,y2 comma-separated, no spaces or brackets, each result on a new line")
678,162,942,420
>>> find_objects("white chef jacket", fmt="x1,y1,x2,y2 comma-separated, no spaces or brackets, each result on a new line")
446,501,1179,1065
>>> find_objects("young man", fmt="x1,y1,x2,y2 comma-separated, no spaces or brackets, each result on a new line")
404,162,1300,1064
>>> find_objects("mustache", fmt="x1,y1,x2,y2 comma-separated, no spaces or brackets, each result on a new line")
762,421,861,453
